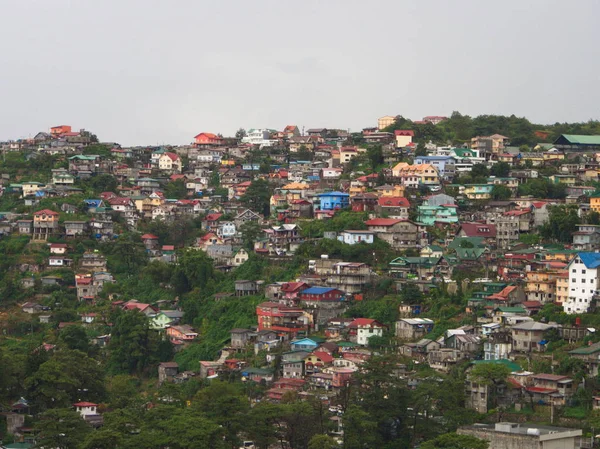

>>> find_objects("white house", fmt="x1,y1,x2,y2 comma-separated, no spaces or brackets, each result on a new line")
564,252,600,314
73,402,98,417
337,230,375,245
348,318,384,346
158,152,182,172
216,221,237,239
242,129,275,147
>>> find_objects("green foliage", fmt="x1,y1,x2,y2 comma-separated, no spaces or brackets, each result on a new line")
491,184,512,200
25,349,106,410
519,234,540,245
34,408,91,449
518,178,567,199
107,310,170,375
490,162,510,178
421,432,489,449
164,179,187,199
540,205,580,242
240,178,271,216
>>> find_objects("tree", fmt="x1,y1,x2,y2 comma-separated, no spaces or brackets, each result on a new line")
34,408,91,449
107,310,162,375
173,249,218,293
308,434,339,449
491,184,512,200
240,178,272,216
421,432,489,449
80,429,123,449
239,221,262,251
343,405,380,449
490,162,510,178
88,173,118,194
414,142,427,157
540,205,580,242
164,179,187,199
235,128,247,139
25,349,106,410
469,363,511,410
295,145,313,162
367,144,384,168
58,324,89,353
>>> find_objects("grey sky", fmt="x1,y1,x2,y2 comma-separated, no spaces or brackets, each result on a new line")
1,0,599,146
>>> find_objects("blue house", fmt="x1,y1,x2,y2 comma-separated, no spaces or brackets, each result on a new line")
290,337,319,351
318,192,350,211
414,155,456,181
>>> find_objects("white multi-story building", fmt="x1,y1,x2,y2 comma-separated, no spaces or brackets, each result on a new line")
242,129,275,147
563,252,600,314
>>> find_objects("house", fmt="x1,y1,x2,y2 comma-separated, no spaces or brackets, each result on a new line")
64,221,88,237
304,351,334,374
458,423,581,449
230,328,255,349
569,341,600,376
337,230,374,245
300,287,344,303
511,321,554,353
158,152,182,173
413,155,456,181
290,338,319,352
378,116,396,130
265,224,303,256
365,218,425,249
256,302,308,336
158,362,179,384
376,196,410,219
280,282,310,301
166,325,198,342
563,252,600,314
194,132,224,147
347,318,384,345
318,192,350,211
395,318,434,340
73,402,98,418
32,209,59,240
151,310,184,329
457,222,497,241
235,280,259,296
49,243,68,255
394,130,414,147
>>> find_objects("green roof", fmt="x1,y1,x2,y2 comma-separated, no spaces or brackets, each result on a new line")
337,341,361,347
3,444,34,449
556,134,600,145
471,359,521,372
496,307,526,314
569,341,600,355
448,237,485,250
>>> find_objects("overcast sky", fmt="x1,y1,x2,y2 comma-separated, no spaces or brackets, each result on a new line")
1,0,599,146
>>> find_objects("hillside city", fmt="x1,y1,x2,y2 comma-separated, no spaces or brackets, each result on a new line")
3,113,600,449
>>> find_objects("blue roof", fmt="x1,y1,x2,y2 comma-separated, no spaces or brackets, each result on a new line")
302,287,338,294
578,252,600,268
318,191,349,197
415,155,455,160
291,338,318,346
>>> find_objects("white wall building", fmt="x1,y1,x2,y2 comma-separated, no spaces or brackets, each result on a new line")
337,230,375,245
564,252,600,314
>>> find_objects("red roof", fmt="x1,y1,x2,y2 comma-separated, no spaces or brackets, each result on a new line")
348,318,383,329
531,201,547,208
164,152,179,161
50,243,68,248
141,234,159,240
459,222,496,238
377,197,410,207
394,130,415,136
522,301,542,309
34,209,59,216
505,209,530,216
205,213,222,221
309,351,334,363
73,402,98,407
365,218,402,227
487,285,518,301
281,282,309,293
200,232,219,242
526,387,558,394
162,245,175,251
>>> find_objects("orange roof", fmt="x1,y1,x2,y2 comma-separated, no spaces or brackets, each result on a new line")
34,209,59,216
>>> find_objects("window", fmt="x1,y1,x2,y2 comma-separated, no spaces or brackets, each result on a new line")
583,270,587,274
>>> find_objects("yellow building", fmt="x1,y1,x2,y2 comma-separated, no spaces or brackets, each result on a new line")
221,159,236,166
375,184,405,197
555,272,569,305
378,115,396,130
549,175,576,186
525,271,559,303
591,195,600,213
